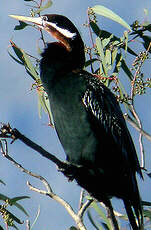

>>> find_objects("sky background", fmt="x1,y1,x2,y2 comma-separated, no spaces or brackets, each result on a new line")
1,0,151,229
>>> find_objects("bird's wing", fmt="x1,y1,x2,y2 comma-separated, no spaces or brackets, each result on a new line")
82,78,142,176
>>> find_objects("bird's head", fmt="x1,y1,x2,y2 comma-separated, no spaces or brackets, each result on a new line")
9,14,85,70
10,14,84,51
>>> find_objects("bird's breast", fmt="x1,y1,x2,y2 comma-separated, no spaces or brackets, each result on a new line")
47,73,98,165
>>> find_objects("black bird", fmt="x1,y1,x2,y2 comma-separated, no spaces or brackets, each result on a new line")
10,14,143,229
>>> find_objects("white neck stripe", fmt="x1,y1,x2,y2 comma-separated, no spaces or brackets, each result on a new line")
44,21,76,38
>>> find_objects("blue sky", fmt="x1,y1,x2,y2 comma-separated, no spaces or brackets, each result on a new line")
1,0,151,229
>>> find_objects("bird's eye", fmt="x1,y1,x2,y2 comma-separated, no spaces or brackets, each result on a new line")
41,16,48,21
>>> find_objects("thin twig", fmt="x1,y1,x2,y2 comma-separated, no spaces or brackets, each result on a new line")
79,189,85,210
86,8,95,74
129,105,145,168
0,140,88,230
130,61,144,169
0,124,65,169
124,113,151,142
78,199,93,219
0,124,92,230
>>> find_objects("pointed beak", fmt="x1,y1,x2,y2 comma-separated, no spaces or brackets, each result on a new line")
9,15,43,27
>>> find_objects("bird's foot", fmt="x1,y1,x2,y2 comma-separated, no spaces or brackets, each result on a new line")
57,162,80,181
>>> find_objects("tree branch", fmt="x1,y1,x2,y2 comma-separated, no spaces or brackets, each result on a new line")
0,137,90,230
0,123,72,172
0,123,94,230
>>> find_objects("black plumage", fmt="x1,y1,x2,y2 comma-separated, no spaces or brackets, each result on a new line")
40,19,143,228
10,14,143,229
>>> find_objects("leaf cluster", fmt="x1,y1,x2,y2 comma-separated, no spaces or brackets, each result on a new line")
0,182,29,230
7,1,151,230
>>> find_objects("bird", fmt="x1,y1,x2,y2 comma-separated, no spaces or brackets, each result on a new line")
10,14,143,229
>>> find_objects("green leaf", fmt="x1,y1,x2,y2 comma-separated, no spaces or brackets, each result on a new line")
96,37,111,76
142,201,151,206
0,193,9,201
0,180,6,186
144,209,151,220
34,0,52,15
92,202,112,229
38,90,54,126
126,47,137,56
111,47,118,65
0,207,23,225
8,211,23,225
92,5,131,31
8,49,24,65
14,202,29,217
90,21,101,37
121,59,133,81
105,49,112,71
85,59,98,68
10,41,40,80
14,21,28,30
102,35,113,48
90,22,137,57
114,53,122,73
10,196,30,205
87,210,102,230
10,41,25,64
22,51,39,80
96,37,105,63
67,227,78,230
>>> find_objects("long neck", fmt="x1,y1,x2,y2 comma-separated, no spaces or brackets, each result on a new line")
40,38,85,91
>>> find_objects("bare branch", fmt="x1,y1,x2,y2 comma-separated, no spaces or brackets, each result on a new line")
78,199,93,219
0,123,71,172
130,105,145,168
0,124,90,230
79,189,85,210
124,113,151,141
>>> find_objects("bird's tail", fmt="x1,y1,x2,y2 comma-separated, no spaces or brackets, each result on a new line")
124,197,143,230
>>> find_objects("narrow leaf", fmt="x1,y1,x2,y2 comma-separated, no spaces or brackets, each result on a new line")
96,37,107,75
142,201,151,206
105,49,112,71
0,193,9,201
8,50,24,65
22,51,39,80
38,91,54,126
126,46,137,56
85,59,98,68
10,41,25,64
87,210,102,230
143,210,151,220
102,35,113,48
90,21,101,37
121,59,133,80
92,202,112,229
111,48,118,65
10,196,30,205
14,21,28,30
92,5,131,31
90,23,137,56
1,208,23,225
0,180,6,186
14,202,29,217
